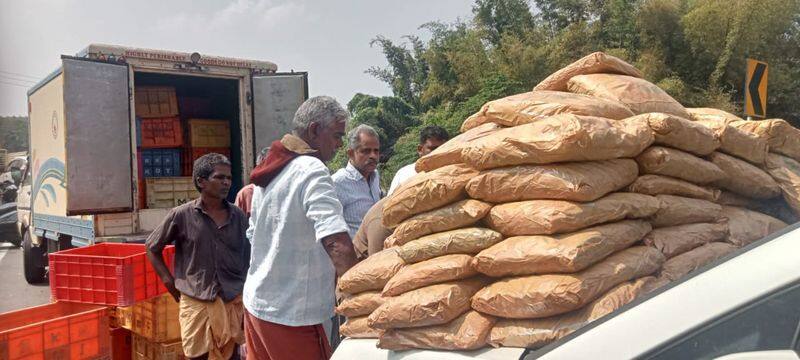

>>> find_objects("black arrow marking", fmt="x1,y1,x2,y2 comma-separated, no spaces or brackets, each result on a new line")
748,62,766,117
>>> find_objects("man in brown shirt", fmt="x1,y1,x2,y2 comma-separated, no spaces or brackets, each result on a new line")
147,153,250,360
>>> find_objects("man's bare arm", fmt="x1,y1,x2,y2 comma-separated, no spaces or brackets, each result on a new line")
322,232,358,277
146,248,180,302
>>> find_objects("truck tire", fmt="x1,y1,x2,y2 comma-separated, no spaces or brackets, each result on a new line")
7,230,21,247
23,230,46,284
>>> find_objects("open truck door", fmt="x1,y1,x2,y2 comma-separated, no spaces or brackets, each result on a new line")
62,57,133,215
251,72,308,165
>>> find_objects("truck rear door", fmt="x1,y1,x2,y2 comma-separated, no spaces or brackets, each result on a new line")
251,72,308,160
62,57,133,215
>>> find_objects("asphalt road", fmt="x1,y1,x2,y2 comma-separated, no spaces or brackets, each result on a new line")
0,240,51,313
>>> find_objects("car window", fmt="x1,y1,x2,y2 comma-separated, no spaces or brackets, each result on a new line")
645,281,800,359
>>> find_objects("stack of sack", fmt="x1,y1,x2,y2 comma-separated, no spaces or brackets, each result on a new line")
335,51,798,351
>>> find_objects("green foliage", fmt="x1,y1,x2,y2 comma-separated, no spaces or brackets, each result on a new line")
0,117,29,152
352,0,800,187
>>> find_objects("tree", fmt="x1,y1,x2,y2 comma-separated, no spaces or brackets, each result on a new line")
473,0,536,46
0,117,29,152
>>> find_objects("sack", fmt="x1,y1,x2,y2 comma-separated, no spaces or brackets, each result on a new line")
465,159,638,203
686,108,743,124
338,248,406,294
627,175,720,201
461,114,654,171
643,222,729,258
691,119,767,165
416,123,504,172
382,164,478,228
764,153,800,216
368,277,486,329
336,291,385,318
473,220,652,277
660,242,738,281
341,316,383,339
488,277,654,348
472,246,664,319
730,119,800,161
650,194,723,228
396,227,504,264
390,200,492,247
534,52,643,92
721,206,787,247
567,74,690,118
378,311,495,351
636,146,726,185
708,152,780,199
632,113,719,156
486,192,660,236
382,254,478,296
460,90,634,132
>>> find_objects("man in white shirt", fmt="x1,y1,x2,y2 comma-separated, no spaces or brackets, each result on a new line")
332,124,382,238
387,125,450,195
243,96,357,360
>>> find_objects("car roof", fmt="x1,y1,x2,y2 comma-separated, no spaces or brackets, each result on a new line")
528,222,800,359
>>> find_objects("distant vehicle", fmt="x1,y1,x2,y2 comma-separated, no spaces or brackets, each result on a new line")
0,155,25,204
0,202,20,247
333,225,800,359
20,44,308,283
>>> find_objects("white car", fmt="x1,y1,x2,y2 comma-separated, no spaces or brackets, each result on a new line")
333,223,800,360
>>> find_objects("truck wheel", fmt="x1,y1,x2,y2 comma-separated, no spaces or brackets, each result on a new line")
23,231,46,284
7,231,21,247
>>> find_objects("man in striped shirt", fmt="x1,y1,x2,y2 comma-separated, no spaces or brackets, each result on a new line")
332,124,382,238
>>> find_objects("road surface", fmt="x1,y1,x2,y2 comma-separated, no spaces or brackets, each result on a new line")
0,240,50,313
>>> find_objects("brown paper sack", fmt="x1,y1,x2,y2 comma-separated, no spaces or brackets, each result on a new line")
649,194,723,228
686,107,743,124
378,311,496,351
471,246,665,319
382,164,478,228
338,248,405,294
627,174,720,201
643,222,729,258
636,146,726,185
383,254,478,296
368,278,486,329
460,90,634,132
764,153,800,216
461,114,654,171
465,159,638,203
336,291,385,318
488,277,655,348
730,119,800,162
534,52,643,92
341,316,383,339
396,227,504,264
632,112,719,156
416,123,504,172
721,206,787,247
567,74,690,118
708,152,780,199
660,242,738,281
473,220,651,277
691,118,767,165
486,192,660,236
391,200,492,247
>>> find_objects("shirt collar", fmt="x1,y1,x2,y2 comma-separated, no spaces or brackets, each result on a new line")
192,197,234,224
345,161,378,182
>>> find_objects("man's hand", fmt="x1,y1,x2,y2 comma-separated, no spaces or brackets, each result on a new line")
147,247,180,302
322,232,358,277
163,278,181,303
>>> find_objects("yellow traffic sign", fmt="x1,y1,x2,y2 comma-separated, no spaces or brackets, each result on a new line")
744,59,768,118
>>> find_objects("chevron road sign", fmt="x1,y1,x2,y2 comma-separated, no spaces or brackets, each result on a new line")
744,59,768,118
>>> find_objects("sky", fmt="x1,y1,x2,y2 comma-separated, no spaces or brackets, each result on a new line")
0,0,474,116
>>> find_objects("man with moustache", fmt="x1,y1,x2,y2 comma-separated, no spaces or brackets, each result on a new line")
331,124,382,238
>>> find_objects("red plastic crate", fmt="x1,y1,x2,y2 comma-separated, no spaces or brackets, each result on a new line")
111,327,132,360
181,147,231,176
0,302,111,360
49,243,175,306
139,117,183,148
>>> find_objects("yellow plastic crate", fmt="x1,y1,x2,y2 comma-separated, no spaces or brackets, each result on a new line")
188,119,231,148
145,177,199,209
117,293,181,343
132,334,185,360
136,86,179,118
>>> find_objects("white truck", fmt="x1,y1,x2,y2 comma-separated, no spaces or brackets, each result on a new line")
20,44,308,283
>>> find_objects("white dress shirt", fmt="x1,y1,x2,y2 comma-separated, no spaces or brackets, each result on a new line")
387,163,418,196
332,162,381,238
244,155,349,326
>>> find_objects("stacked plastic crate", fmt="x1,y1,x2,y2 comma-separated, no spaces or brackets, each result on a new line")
135,86,198,209
182,119,232,176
